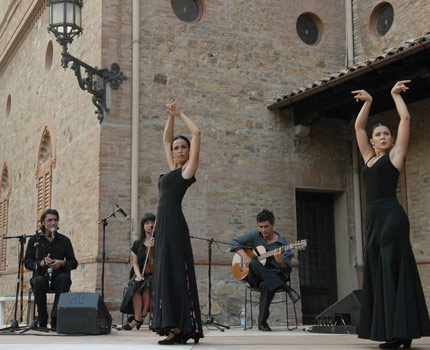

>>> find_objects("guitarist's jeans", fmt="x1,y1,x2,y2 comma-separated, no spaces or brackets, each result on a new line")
246,259,289,325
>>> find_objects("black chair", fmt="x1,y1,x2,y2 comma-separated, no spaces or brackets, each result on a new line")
27,286,57,328
121,286,134,326
244,280,298,331
27,272,72,328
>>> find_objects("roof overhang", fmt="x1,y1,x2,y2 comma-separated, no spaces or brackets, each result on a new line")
268,35,430,126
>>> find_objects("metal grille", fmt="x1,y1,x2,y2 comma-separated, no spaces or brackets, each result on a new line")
0,198,8,270
296,191,337,324
297,192,335,287
375,3,394,36
37,169,52,220
171,0,203,23
296,14,320,45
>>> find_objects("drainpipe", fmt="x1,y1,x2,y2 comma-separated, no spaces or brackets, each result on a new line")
346,0,363,284
131,0,140,238
352,134,363,267
345,0,354,66
350,118,363,294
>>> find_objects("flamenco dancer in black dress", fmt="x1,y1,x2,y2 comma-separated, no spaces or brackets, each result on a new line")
352,81,430,349
149,100,203,345
121,213,155,330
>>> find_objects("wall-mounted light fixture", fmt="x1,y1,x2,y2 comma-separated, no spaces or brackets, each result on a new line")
48,0,127,123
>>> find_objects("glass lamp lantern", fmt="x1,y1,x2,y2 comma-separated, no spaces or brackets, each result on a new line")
48,0,83,49
47,0,127,123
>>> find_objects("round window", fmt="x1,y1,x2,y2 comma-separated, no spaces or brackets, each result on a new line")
296,13,322,45
171,0,204,24
6,94,11,118
45,41,53,70
372,2,394,36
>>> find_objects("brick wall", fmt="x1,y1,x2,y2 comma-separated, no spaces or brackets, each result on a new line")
0,0,102,301
353,0,430,62
356,96,430,303
90,0,350,323
1,0,429,327
124,0,347,325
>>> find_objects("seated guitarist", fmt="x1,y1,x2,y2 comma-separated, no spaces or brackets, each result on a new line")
230,209,300,331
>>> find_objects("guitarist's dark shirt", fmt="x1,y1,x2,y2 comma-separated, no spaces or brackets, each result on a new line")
230,231,293,278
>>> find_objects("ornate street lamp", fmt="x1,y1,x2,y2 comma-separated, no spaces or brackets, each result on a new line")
47,0,127,123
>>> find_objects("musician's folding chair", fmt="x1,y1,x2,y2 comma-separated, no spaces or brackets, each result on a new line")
121,286,134,326
243,279,298,331
27,286,58,327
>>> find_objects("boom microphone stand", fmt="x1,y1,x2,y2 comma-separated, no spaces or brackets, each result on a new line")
98,204,129,300
20,231,57,333
189,236,231,331
0,234,36,332
27,231,43,330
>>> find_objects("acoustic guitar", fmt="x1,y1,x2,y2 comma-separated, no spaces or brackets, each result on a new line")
232,239,308,280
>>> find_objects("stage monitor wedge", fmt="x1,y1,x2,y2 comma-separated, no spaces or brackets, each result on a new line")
315,289,362,327
57,292,112,334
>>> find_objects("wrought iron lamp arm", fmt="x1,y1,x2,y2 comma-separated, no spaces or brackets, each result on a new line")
59,48,128,123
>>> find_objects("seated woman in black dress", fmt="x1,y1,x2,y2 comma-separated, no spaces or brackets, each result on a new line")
122,213,155,330
353,81,430,349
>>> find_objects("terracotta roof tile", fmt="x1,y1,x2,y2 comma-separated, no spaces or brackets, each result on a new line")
271,32,430,105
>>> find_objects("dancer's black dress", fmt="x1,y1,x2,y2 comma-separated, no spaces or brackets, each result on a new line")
150,167,203,340
358,152,430,341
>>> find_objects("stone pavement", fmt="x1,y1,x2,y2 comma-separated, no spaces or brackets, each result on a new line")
0,325,429,350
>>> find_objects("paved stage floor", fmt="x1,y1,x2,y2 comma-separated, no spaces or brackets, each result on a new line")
0,324,429,350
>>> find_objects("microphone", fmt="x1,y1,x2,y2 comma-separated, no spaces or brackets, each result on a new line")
115,203,130,220
51,227,56,239
47,267,53,289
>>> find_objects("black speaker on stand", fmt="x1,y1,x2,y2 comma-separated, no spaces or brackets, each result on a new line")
56,292,112,334
310,289,362,334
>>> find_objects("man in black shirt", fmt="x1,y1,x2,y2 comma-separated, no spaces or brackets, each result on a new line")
230,209,300,331
24,209,78,329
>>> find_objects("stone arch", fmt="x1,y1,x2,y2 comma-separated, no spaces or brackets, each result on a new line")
0,162,10,196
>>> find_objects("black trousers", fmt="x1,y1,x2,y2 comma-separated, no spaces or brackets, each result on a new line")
246,259,288,325
31,273,71,323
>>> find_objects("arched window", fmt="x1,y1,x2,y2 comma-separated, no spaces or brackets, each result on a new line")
36,126,55,222
0,163,10,270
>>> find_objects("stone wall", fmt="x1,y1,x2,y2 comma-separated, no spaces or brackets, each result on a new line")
127,0,348,325
0,0,102,306
365,97,430,306
353,0,430,62
1,0,429,328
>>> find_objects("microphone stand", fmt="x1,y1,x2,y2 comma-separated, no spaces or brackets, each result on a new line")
28,232,41,329
189,236,232,332
98,206,127,300
0,234,36,332
20,232,56,334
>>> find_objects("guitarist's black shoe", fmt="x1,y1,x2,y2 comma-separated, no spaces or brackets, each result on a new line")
258,323,272,331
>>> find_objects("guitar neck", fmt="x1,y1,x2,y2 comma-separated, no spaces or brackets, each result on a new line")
256,242,300,260
256,247,284,260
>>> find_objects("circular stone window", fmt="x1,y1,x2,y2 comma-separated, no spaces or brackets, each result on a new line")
6,94,11,118
45,41,53,70
296,13,322,45
171,0,204,24
372,2,394,36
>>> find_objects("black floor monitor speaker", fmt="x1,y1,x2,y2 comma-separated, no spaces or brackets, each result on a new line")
315,289,362,327
57,292,112,334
